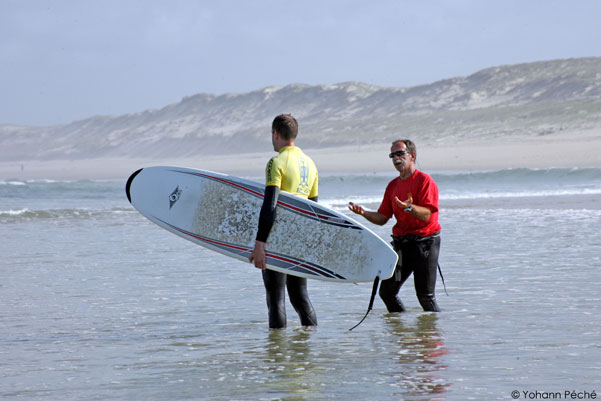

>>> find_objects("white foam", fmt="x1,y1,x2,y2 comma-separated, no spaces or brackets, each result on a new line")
0,208,29,215
441,188,601,200
0,180,27,186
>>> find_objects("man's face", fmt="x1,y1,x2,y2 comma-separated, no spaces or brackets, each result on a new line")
390,142,413,173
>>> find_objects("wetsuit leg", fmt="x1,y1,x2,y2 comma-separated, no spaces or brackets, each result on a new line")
379,249,412,312
262,269,287,328
286,275,317,326
412,236,441,312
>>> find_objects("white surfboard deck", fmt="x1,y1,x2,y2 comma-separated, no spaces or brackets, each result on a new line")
126,166,397,283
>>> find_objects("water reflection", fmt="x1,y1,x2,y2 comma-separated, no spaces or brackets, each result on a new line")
385,313,450,399
262,328,320,400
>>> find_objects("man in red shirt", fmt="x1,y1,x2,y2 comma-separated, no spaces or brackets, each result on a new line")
348,139,441,312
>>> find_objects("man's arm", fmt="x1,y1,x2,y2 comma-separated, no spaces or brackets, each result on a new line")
348,202,389,226
249,186,280,269
394,195,432,222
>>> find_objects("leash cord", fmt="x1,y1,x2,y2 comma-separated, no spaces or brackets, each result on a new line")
349,277,380,331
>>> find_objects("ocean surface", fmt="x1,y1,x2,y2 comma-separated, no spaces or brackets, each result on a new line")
1,167,600,401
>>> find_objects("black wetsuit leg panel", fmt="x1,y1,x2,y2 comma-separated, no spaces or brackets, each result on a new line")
411,235,441,312
286,275,317,326
262,269,287,328
379,277,406,312
379,245,411,312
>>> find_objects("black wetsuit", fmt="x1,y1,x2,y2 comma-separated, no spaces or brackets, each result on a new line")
257,186,318,328
379,233,441,312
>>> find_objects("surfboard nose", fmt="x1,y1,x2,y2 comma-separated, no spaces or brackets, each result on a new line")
125,168,143,203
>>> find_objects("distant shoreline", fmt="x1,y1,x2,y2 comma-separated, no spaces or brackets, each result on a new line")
2,132,600,180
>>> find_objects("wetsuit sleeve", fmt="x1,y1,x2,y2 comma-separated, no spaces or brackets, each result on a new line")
256,185,280,242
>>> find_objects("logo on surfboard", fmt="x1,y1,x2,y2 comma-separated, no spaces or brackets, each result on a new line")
169,186,182,209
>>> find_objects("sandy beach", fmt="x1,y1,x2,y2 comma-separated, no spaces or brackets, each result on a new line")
2,131,600,180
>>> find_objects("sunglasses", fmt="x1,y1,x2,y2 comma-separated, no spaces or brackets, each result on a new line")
389,150,410,158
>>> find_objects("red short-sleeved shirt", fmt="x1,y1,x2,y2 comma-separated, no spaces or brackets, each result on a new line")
378,170,441,237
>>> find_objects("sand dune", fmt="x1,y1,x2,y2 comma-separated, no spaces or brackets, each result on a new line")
2,130,599,181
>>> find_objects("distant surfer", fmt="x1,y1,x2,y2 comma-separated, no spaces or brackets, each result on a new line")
348,140,441,312
249,114,319,328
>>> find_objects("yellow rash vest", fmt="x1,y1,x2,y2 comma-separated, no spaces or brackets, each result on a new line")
265,146,318,198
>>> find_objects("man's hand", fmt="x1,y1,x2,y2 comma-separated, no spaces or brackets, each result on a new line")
348,202,389,226
394,193,413,209
249,241,267,270
394,193,432,221
348,202,365,215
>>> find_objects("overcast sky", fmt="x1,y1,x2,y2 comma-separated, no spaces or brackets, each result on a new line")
1,0,600,126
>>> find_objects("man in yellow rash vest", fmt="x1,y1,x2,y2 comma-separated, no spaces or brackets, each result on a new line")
249,114,318,329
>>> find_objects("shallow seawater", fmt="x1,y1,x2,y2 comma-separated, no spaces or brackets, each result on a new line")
1,169,600,400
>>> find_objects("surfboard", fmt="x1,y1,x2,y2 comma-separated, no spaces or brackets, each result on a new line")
125,166,397,283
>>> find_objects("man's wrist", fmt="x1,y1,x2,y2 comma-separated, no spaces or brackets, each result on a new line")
404,204,413,213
